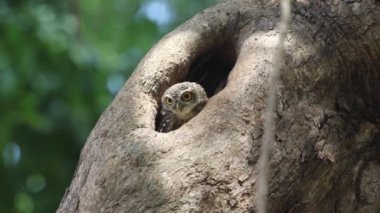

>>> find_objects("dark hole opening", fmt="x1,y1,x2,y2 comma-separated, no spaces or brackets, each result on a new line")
155,43,237,132
187,44,237,97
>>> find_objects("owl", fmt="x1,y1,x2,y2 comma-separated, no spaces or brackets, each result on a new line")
157,82,208,133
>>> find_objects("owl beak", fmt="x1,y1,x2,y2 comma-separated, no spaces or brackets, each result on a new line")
175,102,183,113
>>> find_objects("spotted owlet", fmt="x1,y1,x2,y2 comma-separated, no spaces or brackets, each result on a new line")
157,82,208,133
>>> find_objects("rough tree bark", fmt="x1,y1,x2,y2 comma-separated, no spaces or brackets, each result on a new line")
58,0,380,212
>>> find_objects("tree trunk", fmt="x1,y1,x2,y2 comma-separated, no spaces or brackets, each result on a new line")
57,0,380,212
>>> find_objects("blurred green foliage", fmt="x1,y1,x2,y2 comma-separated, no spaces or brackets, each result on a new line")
0,0,217,212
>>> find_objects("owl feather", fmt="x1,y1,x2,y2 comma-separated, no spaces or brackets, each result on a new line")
157,82,208,132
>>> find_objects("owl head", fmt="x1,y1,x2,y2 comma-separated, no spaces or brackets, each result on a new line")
161,82,208,121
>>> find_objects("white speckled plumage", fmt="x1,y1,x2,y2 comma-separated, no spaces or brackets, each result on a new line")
157,82,208,133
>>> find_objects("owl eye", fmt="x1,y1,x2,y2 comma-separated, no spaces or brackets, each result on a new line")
181,92,192,101
165,97,173,105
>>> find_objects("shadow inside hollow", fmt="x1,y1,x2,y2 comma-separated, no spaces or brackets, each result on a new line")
187,43,237,97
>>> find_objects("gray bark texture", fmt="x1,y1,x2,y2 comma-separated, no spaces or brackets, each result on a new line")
58,0,380,212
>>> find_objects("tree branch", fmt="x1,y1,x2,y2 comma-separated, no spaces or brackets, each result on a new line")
256,0,291,212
